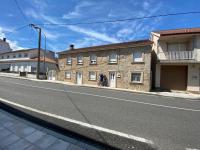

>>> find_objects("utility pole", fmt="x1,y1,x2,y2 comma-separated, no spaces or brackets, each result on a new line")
30,24,41,79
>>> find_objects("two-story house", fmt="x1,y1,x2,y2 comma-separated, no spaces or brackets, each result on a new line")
151,28,200,92
0,48,57,77
58,40,153,92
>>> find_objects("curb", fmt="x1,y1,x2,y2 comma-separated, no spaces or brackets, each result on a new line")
0,98,157,150
0,74,200,100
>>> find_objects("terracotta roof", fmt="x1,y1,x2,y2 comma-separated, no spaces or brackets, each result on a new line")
58,39,152,55
0,57,57,64
154,27,200,36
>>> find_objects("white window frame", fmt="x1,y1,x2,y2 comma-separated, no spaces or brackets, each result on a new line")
65,71,71,79
131,72,143,83
89,71,96,81
77,55,83,64
66,56,72,65
90,54,97,64
109,52,117,63
133,51,144,62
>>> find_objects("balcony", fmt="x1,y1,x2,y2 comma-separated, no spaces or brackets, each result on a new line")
158,50,195,61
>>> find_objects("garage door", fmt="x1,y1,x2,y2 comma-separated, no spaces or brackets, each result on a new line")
160,66,187,90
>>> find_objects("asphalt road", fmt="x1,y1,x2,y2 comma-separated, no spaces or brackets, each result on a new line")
0,76,199,150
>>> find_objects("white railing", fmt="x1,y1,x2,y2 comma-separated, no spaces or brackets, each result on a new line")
158,51,194,60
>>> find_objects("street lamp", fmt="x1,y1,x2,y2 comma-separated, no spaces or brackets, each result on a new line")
30,24,41,79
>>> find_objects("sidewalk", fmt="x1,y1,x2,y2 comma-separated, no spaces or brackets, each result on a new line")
0,108,104,150
0,72,200,100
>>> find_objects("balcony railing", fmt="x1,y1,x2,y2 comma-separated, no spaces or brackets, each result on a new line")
158,50,194,60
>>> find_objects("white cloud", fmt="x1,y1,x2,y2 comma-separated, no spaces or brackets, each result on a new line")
25,8,121,43
43,29,62,40
72,37,105,48
67,25,120,43
62,1,93,19
0,27,26,50
117,28,133,38
143,1,150,10
25,9,40,19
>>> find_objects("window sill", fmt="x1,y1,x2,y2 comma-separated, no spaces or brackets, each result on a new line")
66,63,72,65
130,81,143,84
131,61,145,64
76,63,83,65
88,79,97,81
65,78,71,79
108,62,117,65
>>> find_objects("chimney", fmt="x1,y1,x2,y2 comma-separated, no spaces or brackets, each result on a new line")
70,44,74,50
3,38,6,42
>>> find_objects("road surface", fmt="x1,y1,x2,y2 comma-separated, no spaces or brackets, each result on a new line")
0,76,199,150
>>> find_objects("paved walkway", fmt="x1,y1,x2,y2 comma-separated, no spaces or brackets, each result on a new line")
0,108,103,150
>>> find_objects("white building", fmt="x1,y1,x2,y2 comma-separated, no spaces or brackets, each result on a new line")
0,48,57,78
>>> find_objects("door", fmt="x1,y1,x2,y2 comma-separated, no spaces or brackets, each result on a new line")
76,72,82,85
109,72,116,88
160,65,187,90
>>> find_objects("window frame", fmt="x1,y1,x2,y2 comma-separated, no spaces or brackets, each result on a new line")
88,71,97,81
108,52,117,64
77,55,83,65
131,71,143,84
65,71,71,79
132,51,144,63
90,54,97,64
66,56,72,65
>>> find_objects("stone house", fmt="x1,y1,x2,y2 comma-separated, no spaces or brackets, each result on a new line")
57,40,153,91
151,28,200,92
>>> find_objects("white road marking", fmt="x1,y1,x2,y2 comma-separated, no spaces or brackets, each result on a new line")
1,80,200,112
1,76,200,101
0,97,154,145
186,148,200,150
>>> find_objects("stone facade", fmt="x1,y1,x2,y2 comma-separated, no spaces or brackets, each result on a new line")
58,44,152,92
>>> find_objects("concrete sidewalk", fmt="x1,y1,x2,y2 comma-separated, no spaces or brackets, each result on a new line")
0,108,104,150
0,72,200,100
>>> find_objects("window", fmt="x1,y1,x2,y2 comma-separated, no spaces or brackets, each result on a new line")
7,55,9,59
131,72,143,83
1,56,4,59
89,71,96,80
133,51,143,62
13,55,16,58
65,71,71,79
77,55,83,64
90,54,97,64
18,53,22,58
109,52,117,63
24,53,28,57
66,56,72,64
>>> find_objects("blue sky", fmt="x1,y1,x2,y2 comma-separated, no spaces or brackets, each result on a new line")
0,0,199,52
